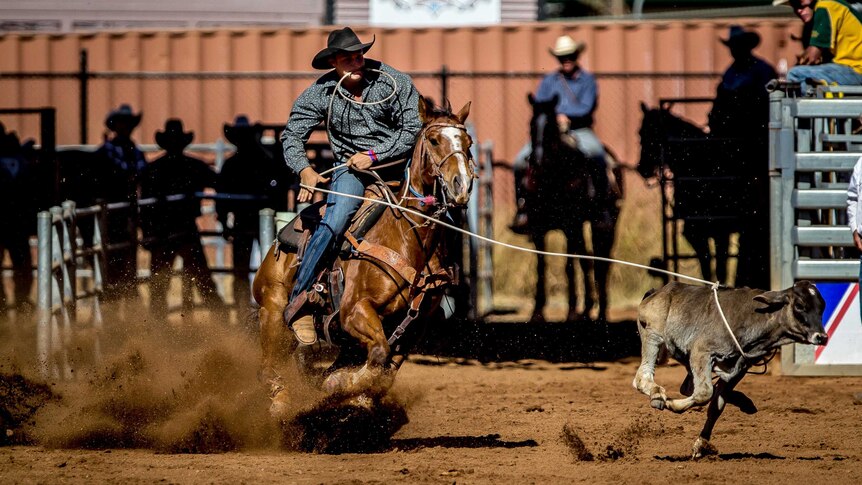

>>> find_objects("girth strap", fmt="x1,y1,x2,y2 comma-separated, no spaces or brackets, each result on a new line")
344,232,418,284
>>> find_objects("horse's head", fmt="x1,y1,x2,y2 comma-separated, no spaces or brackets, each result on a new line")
528,93,566,167
413,95,474,207
637,102,666,180
637,102,709,180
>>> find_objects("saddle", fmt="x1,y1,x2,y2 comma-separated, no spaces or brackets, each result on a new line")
275,182,458,349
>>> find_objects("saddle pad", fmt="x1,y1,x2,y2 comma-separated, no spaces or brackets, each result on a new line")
277,201,325,252
275,183,395,254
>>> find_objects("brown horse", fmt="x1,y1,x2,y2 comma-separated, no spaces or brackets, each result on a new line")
253,96,474,417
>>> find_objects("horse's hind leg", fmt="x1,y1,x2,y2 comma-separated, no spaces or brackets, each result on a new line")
566,225,589,321
683,223,714,282
531,232,547,323
713,229,732,286
253,246,299,417
591,221,616,322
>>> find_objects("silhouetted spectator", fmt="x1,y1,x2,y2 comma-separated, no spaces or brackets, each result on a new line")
0,124,38,313
140,119,225,318
216,115,290,310
709,26,777,289
95,104,147,300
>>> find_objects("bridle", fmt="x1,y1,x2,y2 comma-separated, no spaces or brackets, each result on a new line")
406,120,476,208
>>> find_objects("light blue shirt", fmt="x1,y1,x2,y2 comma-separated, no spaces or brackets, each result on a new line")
535,69,598,126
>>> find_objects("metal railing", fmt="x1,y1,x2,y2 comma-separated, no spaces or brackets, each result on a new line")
769,86,862,376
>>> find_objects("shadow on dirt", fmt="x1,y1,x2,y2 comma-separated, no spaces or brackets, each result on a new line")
414,317,640,363
284,404,538,454
284,399,409,454
655,452,787,461
391,433,538,451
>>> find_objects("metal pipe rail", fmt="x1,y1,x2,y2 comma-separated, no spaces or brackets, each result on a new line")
36,195,277,379
36,200,104,379
769,89,862,375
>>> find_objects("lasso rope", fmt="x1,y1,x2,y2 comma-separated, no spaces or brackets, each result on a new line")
296,182,751,360
322,68,398,178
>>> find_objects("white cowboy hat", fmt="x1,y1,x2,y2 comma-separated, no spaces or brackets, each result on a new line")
772,0,791,5
549,35,585,58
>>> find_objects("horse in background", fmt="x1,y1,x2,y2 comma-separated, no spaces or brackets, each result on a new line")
253,97,474,416
636,102,746,286
520,94,621,323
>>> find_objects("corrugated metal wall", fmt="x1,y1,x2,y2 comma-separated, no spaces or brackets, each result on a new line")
0,19,802,167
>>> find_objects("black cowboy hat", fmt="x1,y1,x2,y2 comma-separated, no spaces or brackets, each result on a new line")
155,118,194,151
721,25,761,50
223,115,262,146
105,104,142,130
311,27,375,70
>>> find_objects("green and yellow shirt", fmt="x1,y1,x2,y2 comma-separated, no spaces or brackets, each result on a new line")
810,0,862,74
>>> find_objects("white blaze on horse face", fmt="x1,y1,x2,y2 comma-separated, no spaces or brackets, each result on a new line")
441,126,471,181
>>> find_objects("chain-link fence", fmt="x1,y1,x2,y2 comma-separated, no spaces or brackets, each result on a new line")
1,52,721,211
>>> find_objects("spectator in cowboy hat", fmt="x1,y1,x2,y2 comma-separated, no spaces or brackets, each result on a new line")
217,115,290,311
95,103,147,300
0,125,38,314
140,118,224,318
279,26,421,345
775,0,862,92
511,34,611,234
708,25,777,290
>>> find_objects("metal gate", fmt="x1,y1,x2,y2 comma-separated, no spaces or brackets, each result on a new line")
770,86,862,376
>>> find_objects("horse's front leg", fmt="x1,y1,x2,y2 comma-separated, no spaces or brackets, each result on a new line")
322,297,392,398
531,232,547,323
566,226,590,321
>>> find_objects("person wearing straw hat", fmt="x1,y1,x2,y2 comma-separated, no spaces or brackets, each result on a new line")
511,35,611,234
96,103,147,300
708,25,777,291
140,118,225,318
774,0,862,93
280,26,422,345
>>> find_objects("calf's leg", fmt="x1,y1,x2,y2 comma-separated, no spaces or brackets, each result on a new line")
692,372,746,459
632,323,668,409
665,351,714,413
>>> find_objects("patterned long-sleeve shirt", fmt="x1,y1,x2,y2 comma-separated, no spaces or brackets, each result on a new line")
281,59,422,174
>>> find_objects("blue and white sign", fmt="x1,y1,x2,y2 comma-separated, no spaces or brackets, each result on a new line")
369,0,501,27
814,282,862,364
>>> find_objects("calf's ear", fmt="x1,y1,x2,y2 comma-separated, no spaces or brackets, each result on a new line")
753,290,789,307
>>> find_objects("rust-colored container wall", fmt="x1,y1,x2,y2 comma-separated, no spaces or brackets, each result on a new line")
0,19,800,173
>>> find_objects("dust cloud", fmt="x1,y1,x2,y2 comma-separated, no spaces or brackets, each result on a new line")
0,305,414,453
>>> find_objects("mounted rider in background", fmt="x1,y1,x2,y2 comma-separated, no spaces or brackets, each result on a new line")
280,26,422,345
512,35,612,233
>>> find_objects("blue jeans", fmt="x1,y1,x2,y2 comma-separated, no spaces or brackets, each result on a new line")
787,63,862,93
290,167,367,300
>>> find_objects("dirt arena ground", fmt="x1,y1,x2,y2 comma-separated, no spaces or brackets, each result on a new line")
2,305,862,484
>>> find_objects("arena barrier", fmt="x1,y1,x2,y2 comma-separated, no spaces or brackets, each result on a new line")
769,86,862,376
36,201,104,379
35,196,276,379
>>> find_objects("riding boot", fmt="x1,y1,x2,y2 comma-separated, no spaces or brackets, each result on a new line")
291,313,318,345
284,290,319,345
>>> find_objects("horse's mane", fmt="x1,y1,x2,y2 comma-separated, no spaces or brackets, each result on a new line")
424,98,457,120
644,106,705,138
